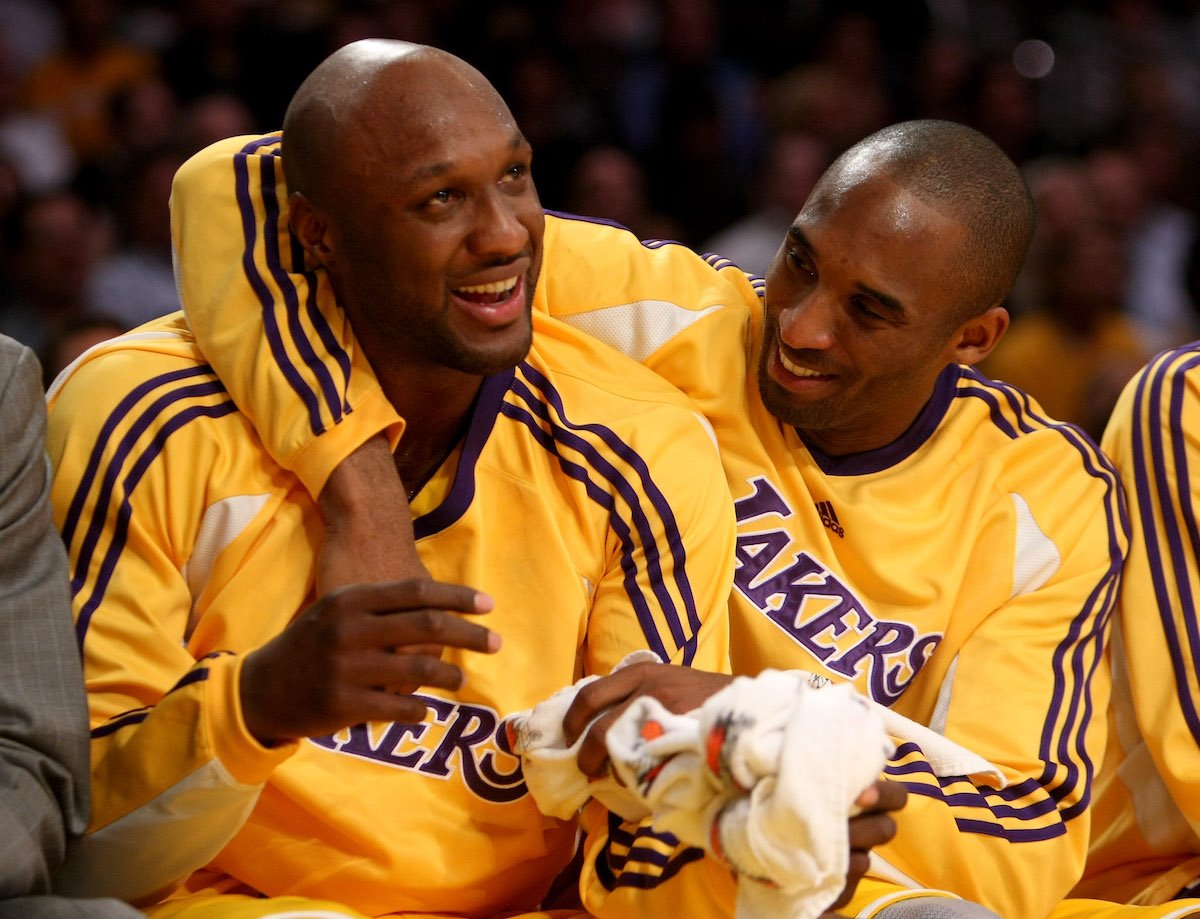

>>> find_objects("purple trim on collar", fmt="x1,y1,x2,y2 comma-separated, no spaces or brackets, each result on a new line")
800,364,962,476
412,368,515,539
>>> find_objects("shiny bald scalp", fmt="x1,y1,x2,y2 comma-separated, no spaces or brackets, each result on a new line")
829,119,1035,322
280,39,500,204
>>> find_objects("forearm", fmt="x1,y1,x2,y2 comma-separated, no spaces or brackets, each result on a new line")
316,433,428,593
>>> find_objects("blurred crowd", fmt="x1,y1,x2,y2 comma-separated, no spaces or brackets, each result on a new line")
2,0,1199,437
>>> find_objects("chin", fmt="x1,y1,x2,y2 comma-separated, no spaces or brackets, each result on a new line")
758,374,837,431
460,327,534,376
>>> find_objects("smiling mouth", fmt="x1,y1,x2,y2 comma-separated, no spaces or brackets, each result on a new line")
778,348,828,378
453,276,520,304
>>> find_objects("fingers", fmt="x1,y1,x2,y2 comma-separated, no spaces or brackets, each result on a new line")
847,810,898,851
322,579,501,655
562,665,654,746
856,779,908,814
576,705,629,777
366,608,500,655
353,649,471,694
326,579,493,617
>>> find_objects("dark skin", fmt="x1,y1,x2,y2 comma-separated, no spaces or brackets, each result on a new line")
241,580,498,744
560,661,906,914
240,41,544,745
284,39,905,907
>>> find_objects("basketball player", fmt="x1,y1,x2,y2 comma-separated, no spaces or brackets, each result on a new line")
174,98,1134,917
42,41,744,918
1049,346,1200,919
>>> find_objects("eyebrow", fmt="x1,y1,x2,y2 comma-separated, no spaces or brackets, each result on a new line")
788,225,909,320
407,130,531,183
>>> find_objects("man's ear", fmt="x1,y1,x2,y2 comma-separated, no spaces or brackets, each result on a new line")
289,192,334,267
951,305,1009,366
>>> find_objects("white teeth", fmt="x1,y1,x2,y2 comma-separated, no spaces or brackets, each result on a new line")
779,349,823,378
456,277,518,295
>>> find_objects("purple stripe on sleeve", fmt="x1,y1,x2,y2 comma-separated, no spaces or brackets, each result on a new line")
953,819,1065,842
233,138,324,436
289,231,353,415
544,209,688,251
75,399,239,644
90,710,150,739
1133,347,1200,743
258,154,349,424
945,374,1123,820
60,365,214,548
594,813,705,892
68,378,228,600
166,667,210,694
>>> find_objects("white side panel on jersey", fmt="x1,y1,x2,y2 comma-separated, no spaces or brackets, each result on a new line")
928,656,958,736
183,493,271,600
558,301,725,363
1110,628,1200,853
1009,493,1061,599
54,758,261,903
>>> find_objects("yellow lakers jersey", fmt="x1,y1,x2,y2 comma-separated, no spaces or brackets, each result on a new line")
536,215,1126,919
1074,344,1200,906
168,135,1126,918
44,309,734,915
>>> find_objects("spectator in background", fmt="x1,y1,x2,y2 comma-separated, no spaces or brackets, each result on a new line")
980,223,1149,439
703,130,830,277
0,190,101,352
21,0,155,167
617,0,762,244
87,145,182,327
564,145,683,242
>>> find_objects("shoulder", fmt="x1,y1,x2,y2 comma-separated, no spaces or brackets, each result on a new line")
515,319,723,466
46,315,248,462
951,367,1123,506
541,212,760,329
1102,341,1200,470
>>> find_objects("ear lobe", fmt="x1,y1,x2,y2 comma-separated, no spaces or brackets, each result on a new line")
952,305,1009,366
288,192,334,265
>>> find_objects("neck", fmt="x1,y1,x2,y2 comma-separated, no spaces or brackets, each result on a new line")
381,363,483,500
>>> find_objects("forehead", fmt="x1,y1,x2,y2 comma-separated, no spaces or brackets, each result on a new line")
796,171,969,307
346,69,522,186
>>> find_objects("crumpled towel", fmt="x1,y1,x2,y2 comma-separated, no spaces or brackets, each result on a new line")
508,654,1006,919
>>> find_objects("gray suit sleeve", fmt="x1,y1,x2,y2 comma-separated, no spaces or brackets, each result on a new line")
0,336,89,898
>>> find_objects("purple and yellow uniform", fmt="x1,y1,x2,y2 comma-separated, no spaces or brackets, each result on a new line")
1058,345,1200,918
43,136,735,917
167,135,1125,918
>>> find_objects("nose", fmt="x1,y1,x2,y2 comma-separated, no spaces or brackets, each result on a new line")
776,292,836,351
468,189,530,259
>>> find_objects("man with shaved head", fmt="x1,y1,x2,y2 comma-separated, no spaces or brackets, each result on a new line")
40,39,756,918
172,76,1138,916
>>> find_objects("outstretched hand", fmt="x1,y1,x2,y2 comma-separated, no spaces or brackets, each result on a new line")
240,579,498,745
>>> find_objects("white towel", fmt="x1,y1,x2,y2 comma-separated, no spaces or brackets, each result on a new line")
509,658,1006,919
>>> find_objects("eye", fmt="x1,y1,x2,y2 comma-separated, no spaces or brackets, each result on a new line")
851,298,886,322
500,163,530,187
425,188,462,209
786,249,815,279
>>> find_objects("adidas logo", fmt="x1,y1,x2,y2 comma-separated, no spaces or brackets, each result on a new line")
815,500,844,538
